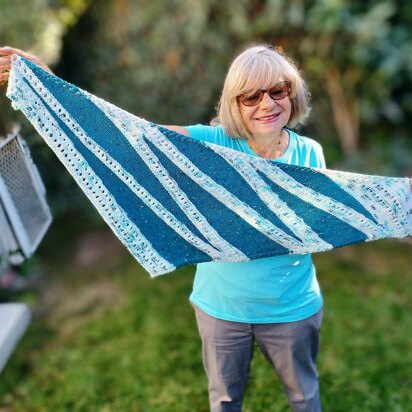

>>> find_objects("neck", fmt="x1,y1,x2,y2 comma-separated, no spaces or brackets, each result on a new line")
248,129,288,159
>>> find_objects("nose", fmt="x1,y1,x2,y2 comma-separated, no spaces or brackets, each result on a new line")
260,91,276,108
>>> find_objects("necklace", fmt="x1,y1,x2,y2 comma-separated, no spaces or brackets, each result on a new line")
248,129,288,160
272,132,284,159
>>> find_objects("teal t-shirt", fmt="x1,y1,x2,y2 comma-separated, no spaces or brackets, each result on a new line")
186,124,326,323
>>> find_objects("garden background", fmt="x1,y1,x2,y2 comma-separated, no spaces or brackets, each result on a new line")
0,0,411,411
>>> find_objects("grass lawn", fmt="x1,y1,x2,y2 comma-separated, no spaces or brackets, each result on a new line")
0,227,411,411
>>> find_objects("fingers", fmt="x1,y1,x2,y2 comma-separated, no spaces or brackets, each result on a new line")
0,46,31,60
0,55,11,64
0,55,12,86
0,72,10,86
0,46,15,56
0,57,12,72
0,51,19,86
0,46,54,88
0,46,38,67
0,46,53,74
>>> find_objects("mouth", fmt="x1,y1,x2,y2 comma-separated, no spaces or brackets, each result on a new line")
255,113,280,122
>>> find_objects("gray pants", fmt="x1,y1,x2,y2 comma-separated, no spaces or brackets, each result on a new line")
193,305,323,412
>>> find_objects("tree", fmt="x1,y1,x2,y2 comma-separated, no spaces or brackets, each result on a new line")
0,0,90,133
265,0,412,157
0,0,94,216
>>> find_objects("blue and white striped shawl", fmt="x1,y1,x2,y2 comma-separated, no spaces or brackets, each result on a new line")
7,57,412,276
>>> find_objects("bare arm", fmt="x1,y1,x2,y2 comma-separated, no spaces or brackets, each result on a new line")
162,125,190,136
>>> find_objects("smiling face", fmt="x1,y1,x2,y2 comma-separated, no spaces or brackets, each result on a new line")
238,84,292,140
218,46,311,140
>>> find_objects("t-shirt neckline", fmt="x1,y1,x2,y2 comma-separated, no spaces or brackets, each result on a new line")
243,129,295,161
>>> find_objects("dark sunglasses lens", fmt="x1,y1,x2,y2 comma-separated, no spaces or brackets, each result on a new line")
241,92,263,106
268,82,291,100
239,82,291,106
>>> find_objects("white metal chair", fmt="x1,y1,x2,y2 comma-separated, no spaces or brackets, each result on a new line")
0,127,52,373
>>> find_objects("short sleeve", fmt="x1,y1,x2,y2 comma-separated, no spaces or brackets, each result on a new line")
306,138,326,169
316,144,326,169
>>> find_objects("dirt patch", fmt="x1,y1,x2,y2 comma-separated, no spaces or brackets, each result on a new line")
44,279,125,338
74,230,125,268
28,230,128,338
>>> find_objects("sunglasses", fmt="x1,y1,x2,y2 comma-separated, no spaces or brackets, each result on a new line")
238,81,292,107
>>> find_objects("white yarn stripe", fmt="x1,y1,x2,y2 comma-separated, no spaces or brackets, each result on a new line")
318,169,409,237
9,59,174,275
17,67,231,262
250,156,385,239
332,173,408,235
89,94,247,261
141,124,310,254
208,145,334,250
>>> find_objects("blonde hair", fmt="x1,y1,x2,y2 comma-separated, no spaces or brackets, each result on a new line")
217,45,311,139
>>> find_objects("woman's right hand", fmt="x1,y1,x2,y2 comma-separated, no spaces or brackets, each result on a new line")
0,46,52,86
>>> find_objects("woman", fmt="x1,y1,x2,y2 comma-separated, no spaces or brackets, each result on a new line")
174,45,325,412
1,45,409,412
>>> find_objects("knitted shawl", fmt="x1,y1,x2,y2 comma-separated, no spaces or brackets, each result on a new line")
6,57,412,276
